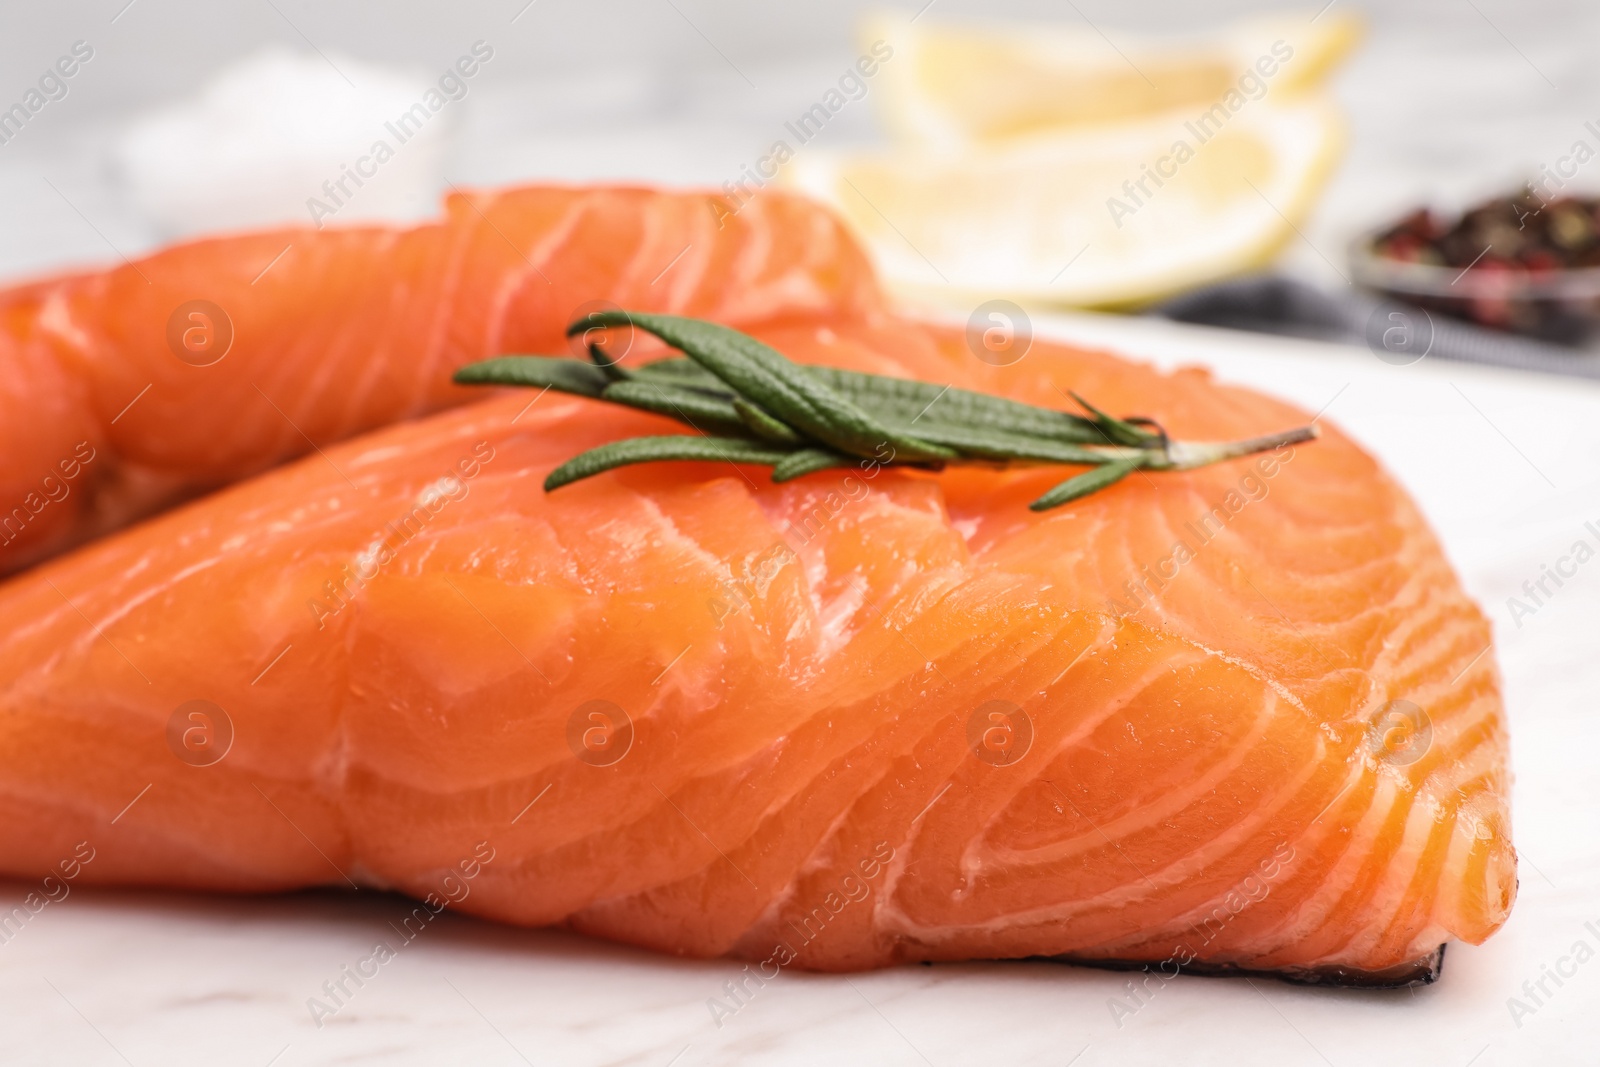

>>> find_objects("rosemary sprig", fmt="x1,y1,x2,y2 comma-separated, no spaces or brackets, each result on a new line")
453,311,1318,510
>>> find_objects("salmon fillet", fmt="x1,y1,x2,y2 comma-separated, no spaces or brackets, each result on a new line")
0,315,1514,982
0,185,879,573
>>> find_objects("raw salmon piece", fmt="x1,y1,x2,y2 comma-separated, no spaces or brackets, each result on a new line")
0,316,1512,982
0,185,880,574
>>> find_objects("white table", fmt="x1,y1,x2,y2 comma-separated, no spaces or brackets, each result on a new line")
4,314,1593,1066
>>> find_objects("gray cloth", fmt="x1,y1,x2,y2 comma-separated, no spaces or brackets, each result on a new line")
1155,276,1600,381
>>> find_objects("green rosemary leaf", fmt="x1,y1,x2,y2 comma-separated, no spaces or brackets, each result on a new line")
587,342,632,383
571,312,957,463
771,448,850,482
1069,391,1154,447
911,426,1134,466
452,356,610,397
598,379,749,436
567,308,634,383
732,397,804,444
630,357,729,392
544,435,794,492
1029,456,1145,512
809,368,1106,445
603,359,1108,447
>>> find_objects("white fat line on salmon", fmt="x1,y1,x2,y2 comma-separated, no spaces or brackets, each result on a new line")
1504,521,1600,628
1506,919,1600,1028
708,542,796,627
710,40,895,229
0,40,94,148
305,840,497,1029
304,40,494,229
1106,842,1295,1029
705,841,896,1030
306,441,495,630
1105,39,1295,230
0,841,96,949
0,441,98,547
709,445,892,628
1104,441,1298,616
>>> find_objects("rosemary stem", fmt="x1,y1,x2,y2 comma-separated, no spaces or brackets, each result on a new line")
1161,424,1321,471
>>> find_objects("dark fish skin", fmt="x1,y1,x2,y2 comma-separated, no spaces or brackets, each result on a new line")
1037,944,1447,989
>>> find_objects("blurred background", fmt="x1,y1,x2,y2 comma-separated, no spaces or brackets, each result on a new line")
1,0,1594,347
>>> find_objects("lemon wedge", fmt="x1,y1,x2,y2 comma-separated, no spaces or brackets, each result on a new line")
863,10,1361,147
782,97,1345,308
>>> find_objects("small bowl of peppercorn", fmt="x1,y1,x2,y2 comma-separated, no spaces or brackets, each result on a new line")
1351,190,1600,344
